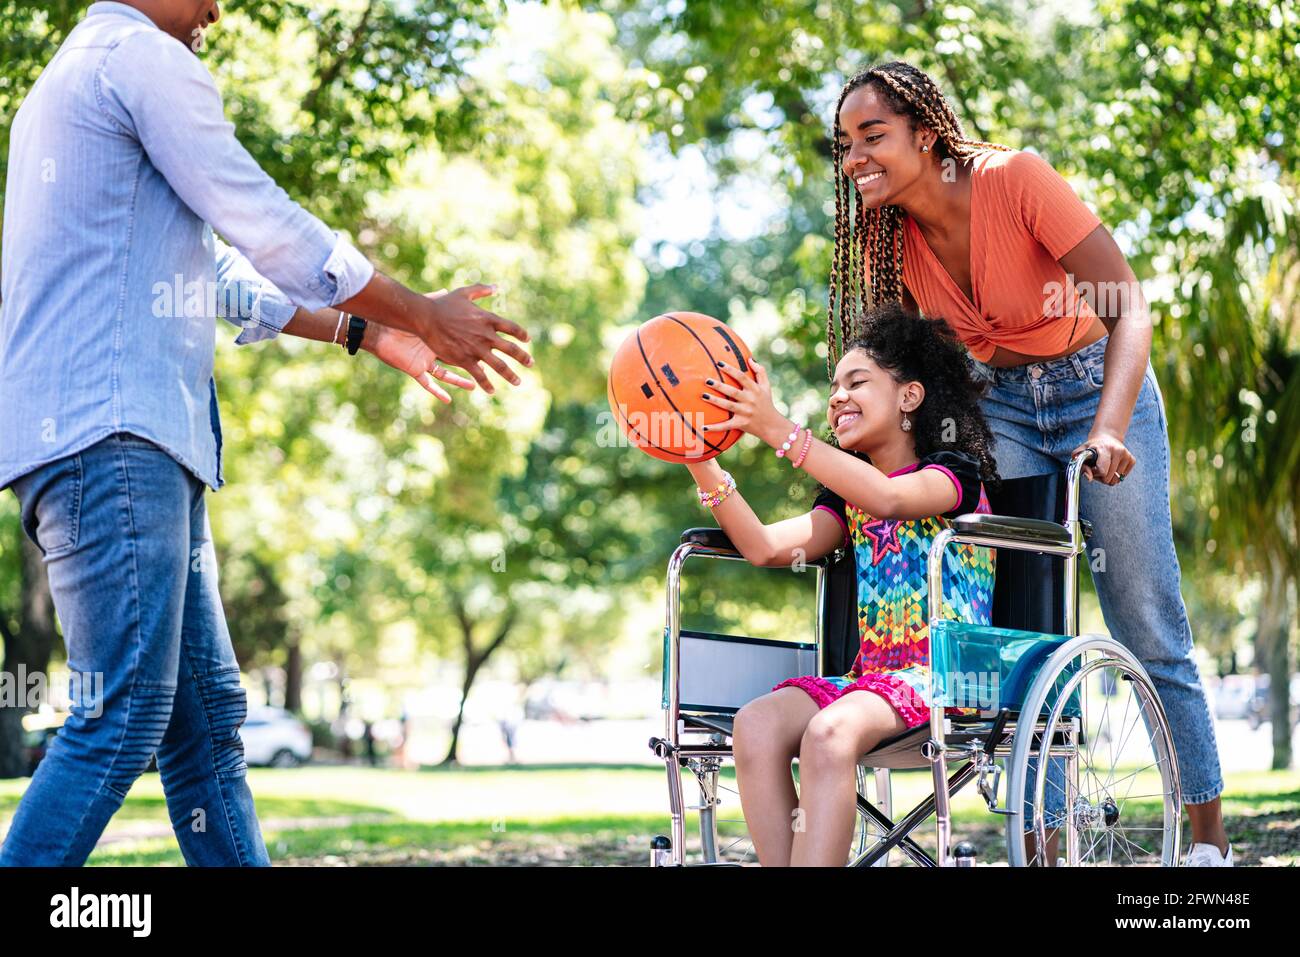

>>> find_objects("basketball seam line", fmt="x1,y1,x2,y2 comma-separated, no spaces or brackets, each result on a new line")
635,326,727,455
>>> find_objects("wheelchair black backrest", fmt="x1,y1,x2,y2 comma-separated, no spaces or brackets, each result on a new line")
820,470,1069,677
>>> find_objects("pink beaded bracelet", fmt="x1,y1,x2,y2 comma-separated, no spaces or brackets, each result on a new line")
775,425,802,459
790,428,814,469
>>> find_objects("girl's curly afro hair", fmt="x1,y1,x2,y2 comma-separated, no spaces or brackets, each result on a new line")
844,303,1000,487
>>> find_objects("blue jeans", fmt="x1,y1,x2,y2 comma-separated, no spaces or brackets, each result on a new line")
969,337,1224,826
0,433,269,866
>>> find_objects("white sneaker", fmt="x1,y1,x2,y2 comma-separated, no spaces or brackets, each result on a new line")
1185,842,1234,866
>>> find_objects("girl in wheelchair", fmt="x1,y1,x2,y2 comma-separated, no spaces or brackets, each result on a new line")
687,302,998,865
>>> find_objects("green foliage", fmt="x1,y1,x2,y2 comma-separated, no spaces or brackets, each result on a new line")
611,0,1300,662
205,0,505,224
1,2,1295,745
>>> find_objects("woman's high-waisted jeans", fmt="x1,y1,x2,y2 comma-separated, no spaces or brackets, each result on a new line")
969,336,1224,825
0,433,269,866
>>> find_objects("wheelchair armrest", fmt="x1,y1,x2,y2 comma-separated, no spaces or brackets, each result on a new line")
951,512,1075,549
680,526,739,553
677,527,830,567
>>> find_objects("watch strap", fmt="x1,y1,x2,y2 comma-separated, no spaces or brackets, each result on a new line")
345,315,368,356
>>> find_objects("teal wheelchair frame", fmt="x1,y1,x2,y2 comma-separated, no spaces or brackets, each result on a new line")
649,448,1182,867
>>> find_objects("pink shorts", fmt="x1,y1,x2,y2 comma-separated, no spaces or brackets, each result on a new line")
773,673,962,730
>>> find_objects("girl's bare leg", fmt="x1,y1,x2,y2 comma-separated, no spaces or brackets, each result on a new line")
732,688,819,866
790,691,907,867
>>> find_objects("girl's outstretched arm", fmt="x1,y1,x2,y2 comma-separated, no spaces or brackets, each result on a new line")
684,458,845,568
788,438,959,521
703,359,961,521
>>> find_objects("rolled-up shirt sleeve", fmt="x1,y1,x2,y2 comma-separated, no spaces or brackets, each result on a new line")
97,30,375,311
213,238,297,345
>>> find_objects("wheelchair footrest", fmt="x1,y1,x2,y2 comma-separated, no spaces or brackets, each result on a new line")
682,713,735,737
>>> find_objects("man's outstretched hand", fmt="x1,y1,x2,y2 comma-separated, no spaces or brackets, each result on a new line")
411,284,532,394
363,320,476,403
339,274,533,395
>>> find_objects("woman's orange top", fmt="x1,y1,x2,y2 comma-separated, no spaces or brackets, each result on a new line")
882,148,1103,362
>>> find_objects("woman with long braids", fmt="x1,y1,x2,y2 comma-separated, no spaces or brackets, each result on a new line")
824,60,1230,866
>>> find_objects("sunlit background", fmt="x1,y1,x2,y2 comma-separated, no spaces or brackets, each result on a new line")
0,0,1296,864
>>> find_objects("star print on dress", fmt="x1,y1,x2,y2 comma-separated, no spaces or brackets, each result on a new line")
861,517,903,565
775,455,998,730
843,483,996,712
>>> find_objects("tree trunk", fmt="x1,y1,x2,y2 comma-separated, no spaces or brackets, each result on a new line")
441,653,484,768
0,621,25,779
0,536,59,778
1259,564,1294,770
284,639,302,713
440,594,517,766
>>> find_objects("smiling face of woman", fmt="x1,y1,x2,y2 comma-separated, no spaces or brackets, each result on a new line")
836,85,933,210
826,349,919,451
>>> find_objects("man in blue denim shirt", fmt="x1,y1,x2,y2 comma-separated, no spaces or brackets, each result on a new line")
0,1,532,865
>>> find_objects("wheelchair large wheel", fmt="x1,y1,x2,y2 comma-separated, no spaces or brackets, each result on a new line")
1005,635,1182,867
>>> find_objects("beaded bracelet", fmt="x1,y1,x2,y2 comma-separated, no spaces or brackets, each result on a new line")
698,471,732,501
698,471,737,509
775,425,802,459
790,428,814,469
698,472,735,507
701,484,736,509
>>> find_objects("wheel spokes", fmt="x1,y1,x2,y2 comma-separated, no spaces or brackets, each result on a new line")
1031,656,1180,867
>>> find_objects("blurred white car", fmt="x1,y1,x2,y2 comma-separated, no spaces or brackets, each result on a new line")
1212,675,1256,720
240,706,313,768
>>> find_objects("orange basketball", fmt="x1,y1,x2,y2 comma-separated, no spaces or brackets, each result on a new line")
607,312,757,463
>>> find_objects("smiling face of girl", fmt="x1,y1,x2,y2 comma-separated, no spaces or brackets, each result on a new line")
826,348,921,453
835,85,934,210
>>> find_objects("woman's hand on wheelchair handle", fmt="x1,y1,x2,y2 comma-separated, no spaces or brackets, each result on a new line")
1073,429,1134,485
698,358,791,448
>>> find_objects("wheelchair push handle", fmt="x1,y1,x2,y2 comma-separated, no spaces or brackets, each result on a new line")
1070,447,1099,486
1064,447,1097,527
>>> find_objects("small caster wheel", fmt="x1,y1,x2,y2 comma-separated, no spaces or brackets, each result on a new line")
650,834,673,867
953,841,977,867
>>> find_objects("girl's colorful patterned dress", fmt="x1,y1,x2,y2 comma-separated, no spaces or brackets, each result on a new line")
774,450,996,729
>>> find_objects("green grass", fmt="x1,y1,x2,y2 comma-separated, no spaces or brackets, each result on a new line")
1,764,1296,866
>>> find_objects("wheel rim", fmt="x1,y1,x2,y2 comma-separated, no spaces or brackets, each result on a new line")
1030,653,1182,866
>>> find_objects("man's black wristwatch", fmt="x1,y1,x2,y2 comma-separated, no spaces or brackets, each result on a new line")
345,314,368,356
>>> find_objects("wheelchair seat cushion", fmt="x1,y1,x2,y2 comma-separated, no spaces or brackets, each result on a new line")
774,672,976,729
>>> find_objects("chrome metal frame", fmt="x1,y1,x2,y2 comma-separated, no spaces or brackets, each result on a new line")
659,542,827,864
923,448,1092,866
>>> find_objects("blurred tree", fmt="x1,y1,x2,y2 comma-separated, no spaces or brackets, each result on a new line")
4,0,1295,774
210,2,665,762
1070,0,1299,768
0,0,510,769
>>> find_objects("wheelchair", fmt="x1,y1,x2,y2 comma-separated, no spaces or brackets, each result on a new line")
649,448,1182,866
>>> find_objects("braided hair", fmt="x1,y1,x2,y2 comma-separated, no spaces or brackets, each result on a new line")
842,302,1000,487
825,61,1013,379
